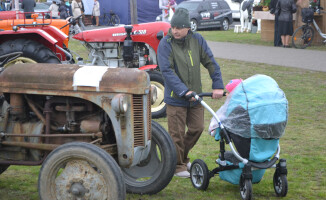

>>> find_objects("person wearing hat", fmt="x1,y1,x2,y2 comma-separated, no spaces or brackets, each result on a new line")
158,8,225,178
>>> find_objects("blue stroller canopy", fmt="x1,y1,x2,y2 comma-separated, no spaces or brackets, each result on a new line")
211,74,288,139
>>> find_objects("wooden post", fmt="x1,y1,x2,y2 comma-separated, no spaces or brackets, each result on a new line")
14,0,19,19
130,0,138,24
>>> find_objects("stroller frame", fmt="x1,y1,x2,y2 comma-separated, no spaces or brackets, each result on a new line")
188,93,288,200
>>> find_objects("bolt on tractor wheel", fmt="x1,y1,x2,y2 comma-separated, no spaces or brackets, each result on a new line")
121,120,177,195
38,142,125,200
190,159,210,190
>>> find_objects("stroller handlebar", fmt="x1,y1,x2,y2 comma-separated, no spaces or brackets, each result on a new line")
198,92,227,98
184,92,227,101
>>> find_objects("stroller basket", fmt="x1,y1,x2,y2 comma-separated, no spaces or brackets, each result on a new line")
227,131,279,169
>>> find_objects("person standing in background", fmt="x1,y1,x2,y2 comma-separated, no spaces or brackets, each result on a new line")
276,0,297,48
270,0,282,46
59,0,68,19
92,0,100,26
159,0,177,22
21,0,36,19
48,1,59,19
65,0,72,17
0,0,5,11
71,0,85,30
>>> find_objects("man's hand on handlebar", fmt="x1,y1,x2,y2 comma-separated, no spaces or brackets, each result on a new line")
185,91,196,101
212,89,224,99
185,89,225,101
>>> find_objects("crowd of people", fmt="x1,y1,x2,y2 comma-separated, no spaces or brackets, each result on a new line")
0,0,100,26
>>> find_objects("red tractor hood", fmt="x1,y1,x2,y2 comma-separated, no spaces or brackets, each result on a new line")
73,22,171,53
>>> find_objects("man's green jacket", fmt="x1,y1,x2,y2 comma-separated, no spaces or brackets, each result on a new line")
158,29,224,107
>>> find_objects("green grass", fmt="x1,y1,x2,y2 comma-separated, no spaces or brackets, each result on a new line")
0,35,325,199
199,30,274,46
198,29,326,51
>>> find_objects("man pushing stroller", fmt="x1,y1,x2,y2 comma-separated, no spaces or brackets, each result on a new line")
158,8,225,178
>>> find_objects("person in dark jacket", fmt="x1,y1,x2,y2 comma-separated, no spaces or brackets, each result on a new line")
158,8,224,178
276,0,297,47
270,0,283,46
21,0,36,19
59,0,68,19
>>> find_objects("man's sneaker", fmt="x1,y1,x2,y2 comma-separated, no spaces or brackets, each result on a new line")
187,162,191,171
174,171,190,178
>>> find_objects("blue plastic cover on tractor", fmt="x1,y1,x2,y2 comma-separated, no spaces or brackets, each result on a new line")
209,74,288,184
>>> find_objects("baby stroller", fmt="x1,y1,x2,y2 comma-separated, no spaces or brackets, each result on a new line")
188,75,288,200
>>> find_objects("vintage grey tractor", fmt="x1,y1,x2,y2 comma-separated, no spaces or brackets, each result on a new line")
0,63,176,199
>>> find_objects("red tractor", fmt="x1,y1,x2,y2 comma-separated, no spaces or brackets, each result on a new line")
0,15,170,119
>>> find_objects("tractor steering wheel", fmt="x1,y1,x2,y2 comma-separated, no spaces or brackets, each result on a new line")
60,14,84,30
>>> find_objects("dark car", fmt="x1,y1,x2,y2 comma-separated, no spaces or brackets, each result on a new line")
177,0,233,31
19,2,51,13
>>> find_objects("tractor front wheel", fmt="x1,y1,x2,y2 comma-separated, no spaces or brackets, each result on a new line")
38,142,125,200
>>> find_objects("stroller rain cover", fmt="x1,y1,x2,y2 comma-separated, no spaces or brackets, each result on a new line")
209,74,288,141
209,74,288,185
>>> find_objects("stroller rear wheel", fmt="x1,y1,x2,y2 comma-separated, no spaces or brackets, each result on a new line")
239,175,252,200
190,159,210,190
273,173,288,197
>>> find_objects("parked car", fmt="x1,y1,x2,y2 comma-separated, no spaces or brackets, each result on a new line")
33,2,52,12
19,2,52,17
224,0,241,19
174,0,233,31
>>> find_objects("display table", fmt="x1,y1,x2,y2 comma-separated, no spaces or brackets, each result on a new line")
254,10,325,45
253,11,276,42
253,11,296,42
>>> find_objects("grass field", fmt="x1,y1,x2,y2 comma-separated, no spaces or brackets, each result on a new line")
198,30,326,51
0,34,325,200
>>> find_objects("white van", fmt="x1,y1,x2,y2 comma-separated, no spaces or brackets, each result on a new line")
224,0,241,19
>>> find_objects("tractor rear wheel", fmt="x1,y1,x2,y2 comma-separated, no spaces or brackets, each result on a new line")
148,71,166,119
0,39,60,67
121,120,176,194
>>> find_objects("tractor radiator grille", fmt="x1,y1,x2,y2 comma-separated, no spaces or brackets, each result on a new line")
132,94,151,147
147,93,151,141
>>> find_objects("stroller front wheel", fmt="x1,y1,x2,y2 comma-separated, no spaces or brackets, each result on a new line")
190,159,210,190
239,176,252,200
273,173,288,197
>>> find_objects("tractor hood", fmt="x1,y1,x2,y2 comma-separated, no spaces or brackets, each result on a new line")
0,64,150,95
72,22,171,52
